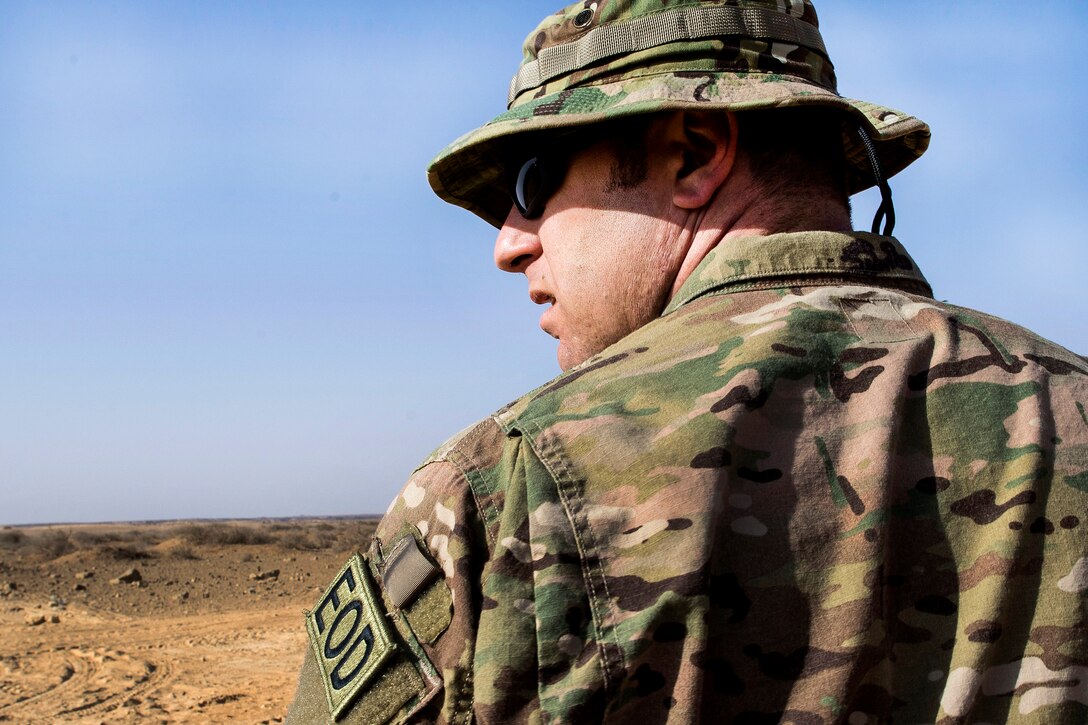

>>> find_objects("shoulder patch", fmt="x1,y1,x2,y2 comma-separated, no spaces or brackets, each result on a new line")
305,553,399,720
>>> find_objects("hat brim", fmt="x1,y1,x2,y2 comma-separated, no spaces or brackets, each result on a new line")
427,71,930,229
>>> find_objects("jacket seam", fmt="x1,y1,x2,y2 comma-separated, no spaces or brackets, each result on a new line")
445,424,500,554
670,275,933,313
520,417,627,696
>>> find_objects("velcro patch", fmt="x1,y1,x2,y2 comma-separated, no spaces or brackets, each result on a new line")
383,534,441,609
305,554,398,720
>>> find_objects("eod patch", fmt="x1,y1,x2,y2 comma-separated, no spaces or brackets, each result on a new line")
305,553,397,719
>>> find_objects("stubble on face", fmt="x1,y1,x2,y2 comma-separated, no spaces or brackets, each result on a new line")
539,146,688,371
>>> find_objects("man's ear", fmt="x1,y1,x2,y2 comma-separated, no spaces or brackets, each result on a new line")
664,110,738,209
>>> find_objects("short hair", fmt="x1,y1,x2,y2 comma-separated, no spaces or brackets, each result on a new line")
604,108,850,204
734,107,849,203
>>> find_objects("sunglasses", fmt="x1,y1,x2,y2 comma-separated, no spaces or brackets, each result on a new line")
509,130,601,219
511,154,566,220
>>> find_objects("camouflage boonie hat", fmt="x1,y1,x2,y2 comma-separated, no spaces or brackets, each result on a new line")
428,0,931,228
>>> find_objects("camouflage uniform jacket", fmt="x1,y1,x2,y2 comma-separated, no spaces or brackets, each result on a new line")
288,231,1088,725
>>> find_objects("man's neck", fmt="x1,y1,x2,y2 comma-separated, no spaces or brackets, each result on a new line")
667,181,853,300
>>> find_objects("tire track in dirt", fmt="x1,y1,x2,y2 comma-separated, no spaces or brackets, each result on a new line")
0,645,171,723
1,519,376,723
56,648,173,719
0,648,90,717
1,606,305,723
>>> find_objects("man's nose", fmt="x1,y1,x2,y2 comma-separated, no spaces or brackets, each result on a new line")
493,207,543,273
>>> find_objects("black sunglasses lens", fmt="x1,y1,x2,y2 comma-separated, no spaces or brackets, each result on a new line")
515,157,543,218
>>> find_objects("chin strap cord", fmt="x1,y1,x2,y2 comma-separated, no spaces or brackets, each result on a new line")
857,126,895,236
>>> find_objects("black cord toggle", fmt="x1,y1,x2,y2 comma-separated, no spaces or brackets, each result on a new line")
857,126,895,236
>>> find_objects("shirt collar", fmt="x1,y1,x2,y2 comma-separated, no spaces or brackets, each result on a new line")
663,231,933,315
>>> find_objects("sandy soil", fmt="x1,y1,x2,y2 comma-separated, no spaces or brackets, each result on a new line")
0,518,377,724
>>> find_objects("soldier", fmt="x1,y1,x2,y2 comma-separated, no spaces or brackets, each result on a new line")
287,1,1088,723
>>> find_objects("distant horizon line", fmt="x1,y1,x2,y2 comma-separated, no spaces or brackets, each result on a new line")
3,514,382,529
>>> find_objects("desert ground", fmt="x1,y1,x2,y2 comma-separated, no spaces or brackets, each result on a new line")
0,517,378,724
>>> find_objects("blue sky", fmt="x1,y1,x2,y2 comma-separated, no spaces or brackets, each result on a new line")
1,1,1086,525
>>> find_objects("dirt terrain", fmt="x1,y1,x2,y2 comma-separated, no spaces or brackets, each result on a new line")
0,518,378,724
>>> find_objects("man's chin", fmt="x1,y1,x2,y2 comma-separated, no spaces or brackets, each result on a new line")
557,345,574,372
556,341,579,372
556,340,595,372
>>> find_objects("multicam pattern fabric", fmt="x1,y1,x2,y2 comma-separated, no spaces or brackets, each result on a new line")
427,0,930,228
288,232,1088,723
